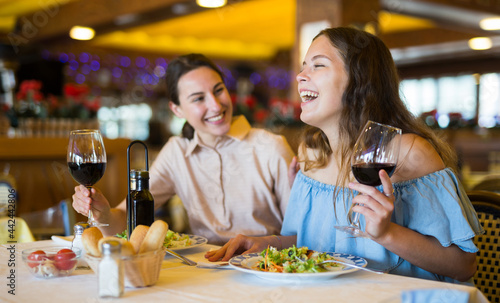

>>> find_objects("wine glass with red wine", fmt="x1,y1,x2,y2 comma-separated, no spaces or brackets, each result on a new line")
67,129,108,227
334,120,401,237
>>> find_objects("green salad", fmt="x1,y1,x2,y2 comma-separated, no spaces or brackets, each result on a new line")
116,229,192,248
254,246,342,273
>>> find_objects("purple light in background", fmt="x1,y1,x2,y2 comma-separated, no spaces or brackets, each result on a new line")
75,73,86,84
156,57,167,68
59,53,69,63
142,74,152,85
120,56,131,67
68,53,76,60
277,78,287,90
268,75,279,88
81,64,91,75
90,60,100,71
79,52,90,63
136,57,147,68
249,72,261,85
222,67,236,90
112,67,123,78
150,75,159,85
69,60,79,70
153,66,165,77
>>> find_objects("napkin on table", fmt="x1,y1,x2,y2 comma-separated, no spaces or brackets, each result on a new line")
401,288,469,303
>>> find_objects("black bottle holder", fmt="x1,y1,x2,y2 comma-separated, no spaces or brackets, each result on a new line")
126,140,149,240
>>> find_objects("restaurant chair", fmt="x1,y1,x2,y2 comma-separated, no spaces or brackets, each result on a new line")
467,190,500,303
20,199,77,240
472,176,500,193
0,216,35,244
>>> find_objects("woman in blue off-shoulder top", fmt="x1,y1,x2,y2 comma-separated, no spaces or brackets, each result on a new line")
206,27,484,284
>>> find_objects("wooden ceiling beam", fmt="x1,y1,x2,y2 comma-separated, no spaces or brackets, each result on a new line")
10,0,195,43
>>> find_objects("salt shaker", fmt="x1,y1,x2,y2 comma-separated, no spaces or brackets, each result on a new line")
71,222,90,269
99,240,124,298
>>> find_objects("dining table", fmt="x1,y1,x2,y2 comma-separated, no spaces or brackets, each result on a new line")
1,239,489,303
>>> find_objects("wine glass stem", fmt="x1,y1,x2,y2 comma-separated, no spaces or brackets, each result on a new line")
350,211,361,228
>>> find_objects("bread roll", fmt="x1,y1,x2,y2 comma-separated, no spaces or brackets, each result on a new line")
98,236,135,257
82,227,103,257
139,220,169,254
129,225,150,254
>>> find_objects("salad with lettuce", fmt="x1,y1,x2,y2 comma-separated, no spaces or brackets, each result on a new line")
254,246,342,273
116,229,192,248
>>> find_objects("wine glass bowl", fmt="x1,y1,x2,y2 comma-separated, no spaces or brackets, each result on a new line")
335,121,402,237
67,129,108,227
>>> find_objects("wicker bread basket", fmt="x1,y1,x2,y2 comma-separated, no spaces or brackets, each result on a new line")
86,248,166,288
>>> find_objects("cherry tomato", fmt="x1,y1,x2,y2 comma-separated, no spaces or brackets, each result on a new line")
27,250,47,268
54,249,77,270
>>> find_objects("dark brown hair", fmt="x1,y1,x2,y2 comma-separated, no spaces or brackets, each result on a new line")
165,53,225,139
301,27,457,188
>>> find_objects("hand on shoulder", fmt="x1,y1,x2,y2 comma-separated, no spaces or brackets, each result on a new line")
393,134,445,182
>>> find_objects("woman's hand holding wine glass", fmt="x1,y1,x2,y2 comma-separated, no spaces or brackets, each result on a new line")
334,121,402,238
67,129,109,227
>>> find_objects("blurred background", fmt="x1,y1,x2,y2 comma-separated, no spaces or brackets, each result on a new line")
1,0,500,238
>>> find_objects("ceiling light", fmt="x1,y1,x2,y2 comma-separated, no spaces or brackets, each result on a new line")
479,17,500,30
196,0,227,8
69,26,95,40
468,37,492,50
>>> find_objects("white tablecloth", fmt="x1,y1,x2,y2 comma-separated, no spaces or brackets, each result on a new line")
1,240,489,303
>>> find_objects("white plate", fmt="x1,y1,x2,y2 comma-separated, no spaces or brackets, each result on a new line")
168,234,207,251
229,252,367,281
51,234,207,251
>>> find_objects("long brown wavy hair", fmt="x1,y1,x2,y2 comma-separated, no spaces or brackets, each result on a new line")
300,27,457,192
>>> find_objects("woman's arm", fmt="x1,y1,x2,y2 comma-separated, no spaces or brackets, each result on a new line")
379,222,476,281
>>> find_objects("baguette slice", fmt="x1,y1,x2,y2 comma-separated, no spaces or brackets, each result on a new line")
129,225,150,254
82,227,103,257
139,220,169,254
98,236,135,257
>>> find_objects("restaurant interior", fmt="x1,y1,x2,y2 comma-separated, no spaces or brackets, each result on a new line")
0,1,499,302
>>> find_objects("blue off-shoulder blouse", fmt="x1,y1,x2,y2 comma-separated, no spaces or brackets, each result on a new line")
281,168,484,284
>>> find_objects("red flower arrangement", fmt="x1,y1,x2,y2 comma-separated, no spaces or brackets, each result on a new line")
16,80,44,103
13,80,100,120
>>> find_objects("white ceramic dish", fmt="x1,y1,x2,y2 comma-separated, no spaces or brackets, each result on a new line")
229,252,367,281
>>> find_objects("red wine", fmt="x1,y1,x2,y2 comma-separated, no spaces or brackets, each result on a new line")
68,162,106,186
352,163,396,186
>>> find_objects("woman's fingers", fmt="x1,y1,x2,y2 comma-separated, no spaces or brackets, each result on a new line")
72,185,95,216
205,235,263,262
379,169,394,198
205,236,244,262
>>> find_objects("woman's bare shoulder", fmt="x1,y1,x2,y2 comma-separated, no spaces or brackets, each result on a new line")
393,133,445,182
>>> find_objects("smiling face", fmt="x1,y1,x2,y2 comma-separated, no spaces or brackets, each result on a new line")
169,66,233,146
296,34,349,132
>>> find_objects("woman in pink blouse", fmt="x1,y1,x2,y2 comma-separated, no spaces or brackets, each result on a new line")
72,54,295,245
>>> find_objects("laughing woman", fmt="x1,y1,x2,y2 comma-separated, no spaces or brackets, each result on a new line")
206,27,483,284
72,54,295,245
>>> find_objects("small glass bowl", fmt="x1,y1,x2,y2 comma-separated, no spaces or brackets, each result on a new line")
86,248,166,287
21,246,82,279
